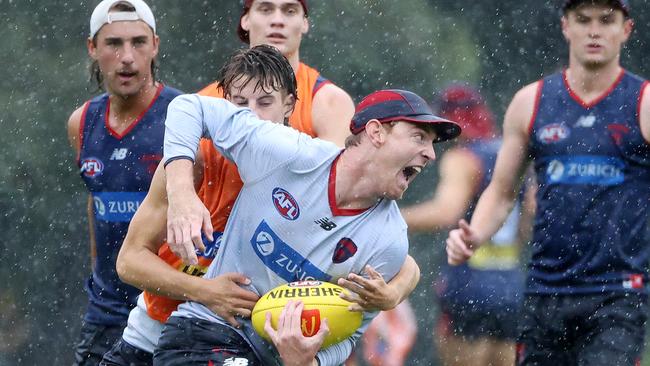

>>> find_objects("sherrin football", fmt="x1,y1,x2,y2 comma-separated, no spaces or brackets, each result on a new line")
251,280,363,349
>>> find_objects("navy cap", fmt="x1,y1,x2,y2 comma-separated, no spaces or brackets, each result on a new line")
563,0,630,16
350,89,461,143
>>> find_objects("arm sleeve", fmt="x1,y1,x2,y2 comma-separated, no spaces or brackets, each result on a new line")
163,94,303,182
316,225,409,366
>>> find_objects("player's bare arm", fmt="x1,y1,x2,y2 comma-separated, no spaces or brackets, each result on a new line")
164,158,213,265
338,255,420,312
401,149,481,232
117,162,259,327
447,82,537,265
640,83,650,142
311,83,354,147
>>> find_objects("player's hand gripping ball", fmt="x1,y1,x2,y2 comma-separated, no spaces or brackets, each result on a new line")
252,281,363,348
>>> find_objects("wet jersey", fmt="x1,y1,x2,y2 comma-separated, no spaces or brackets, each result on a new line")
128,65,334,352
141,63,331,324
164,95,408,366
527,70,650,294
77,84,182,325
437,139,524,312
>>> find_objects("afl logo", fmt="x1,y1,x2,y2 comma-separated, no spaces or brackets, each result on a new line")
537,123,570,144
272,188,300,220
80,158,104,178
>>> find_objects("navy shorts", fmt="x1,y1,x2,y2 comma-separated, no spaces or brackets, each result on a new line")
73,322,125,366
154,316,261,366
436,266,523,341
101,337,153,366
516,292,647,366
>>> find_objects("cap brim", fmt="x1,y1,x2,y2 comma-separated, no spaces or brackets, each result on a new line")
382,114,462,143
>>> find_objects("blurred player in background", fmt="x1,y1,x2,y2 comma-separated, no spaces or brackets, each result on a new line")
402,84,531,366
66,0,181,364
446,1,650,364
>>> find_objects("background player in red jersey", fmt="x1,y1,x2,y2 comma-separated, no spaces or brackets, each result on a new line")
402,84,533,366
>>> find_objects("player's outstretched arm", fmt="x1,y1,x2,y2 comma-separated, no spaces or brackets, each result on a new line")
447,82,537,265
264,300,328,366
311,83,355,147
338,255,420,312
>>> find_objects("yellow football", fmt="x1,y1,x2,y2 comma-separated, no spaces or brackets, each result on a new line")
251,280,363,349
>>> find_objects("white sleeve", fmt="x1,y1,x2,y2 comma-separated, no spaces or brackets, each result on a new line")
163,94,303,182
316,228,409,366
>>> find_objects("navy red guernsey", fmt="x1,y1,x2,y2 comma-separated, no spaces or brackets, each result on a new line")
78,85,182,325
527,70,650,294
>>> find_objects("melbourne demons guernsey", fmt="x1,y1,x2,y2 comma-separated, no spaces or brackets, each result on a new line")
122,63,335,353
437,139,524,312
164,95,408,366
528,70,650,294
77,84,181,325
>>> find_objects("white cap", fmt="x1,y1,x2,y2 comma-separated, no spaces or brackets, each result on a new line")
90,0,156,38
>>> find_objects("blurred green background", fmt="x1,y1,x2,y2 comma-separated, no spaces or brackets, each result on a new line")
1,1,649,364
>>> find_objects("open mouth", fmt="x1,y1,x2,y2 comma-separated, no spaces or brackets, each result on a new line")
267,33,286,41
117,70,137,79
402,166,422,182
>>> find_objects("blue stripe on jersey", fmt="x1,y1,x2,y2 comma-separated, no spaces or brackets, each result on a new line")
251,220,331,282
92,191,146,222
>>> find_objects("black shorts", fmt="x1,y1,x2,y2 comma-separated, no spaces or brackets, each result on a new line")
153,316,261,366
516,292,647,366
101,337,153,366
73,322,125,366
437,306,520,341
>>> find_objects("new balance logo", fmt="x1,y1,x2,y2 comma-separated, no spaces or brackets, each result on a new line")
110,148,128,160
315,217,337,231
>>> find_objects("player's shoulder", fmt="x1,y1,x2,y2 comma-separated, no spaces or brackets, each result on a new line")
159,85,184,100
197,81,223,98
511,80,542,107
313,81,352,106
67,104,86,129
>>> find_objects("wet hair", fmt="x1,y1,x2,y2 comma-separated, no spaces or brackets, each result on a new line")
89,1,158,91
217,45,297,104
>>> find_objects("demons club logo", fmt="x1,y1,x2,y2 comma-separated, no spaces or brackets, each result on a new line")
332,238,358,264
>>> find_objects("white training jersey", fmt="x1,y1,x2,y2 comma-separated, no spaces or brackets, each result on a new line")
163,95,409,366
122,294,163,354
